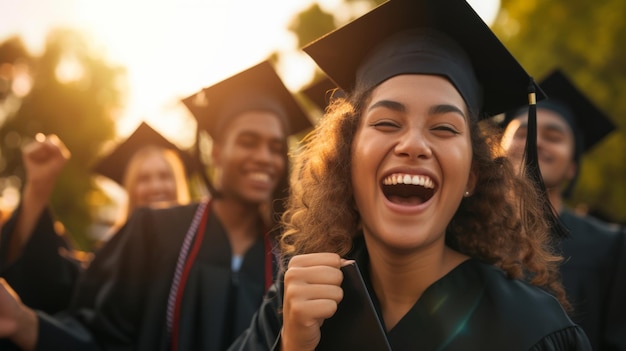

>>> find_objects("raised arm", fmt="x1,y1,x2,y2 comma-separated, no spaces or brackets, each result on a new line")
4,134,70,263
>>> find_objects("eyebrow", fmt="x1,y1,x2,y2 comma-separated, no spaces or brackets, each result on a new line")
236,130,285,143
368,100,466,120
367,99,405,113
518,121,569,134
429,104,467,120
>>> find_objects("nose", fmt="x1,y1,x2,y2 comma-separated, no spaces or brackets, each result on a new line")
253,143,274,163
144,177,161,193
394,128,432,159
535,133,546,151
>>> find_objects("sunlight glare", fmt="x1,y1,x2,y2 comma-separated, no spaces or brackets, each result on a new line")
55,54,84,84
0,0,501,148
68,0,313,146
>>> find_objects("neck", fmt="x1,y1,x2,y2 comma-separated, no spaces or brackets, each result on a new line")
365,236,468,331
546,187,564,214
212,197,264,256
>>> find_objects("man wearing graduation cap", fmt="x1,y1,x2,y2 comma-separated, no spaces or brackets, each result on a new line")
230,0,590,350
0,60,312,351
501,69,626,350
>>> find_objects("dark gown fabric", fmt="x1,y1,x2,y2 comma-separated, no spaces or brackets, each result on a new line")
0,206,81,315
559,209,626,350
230,234,592,351
25,202,274,351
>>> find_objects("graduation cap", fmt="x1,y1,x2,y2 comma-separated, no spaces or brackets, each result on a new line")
182,60,312,139
303,0,546,119
92,122,195,185
303,0,567,237
301,77,345,112
503,69,616,197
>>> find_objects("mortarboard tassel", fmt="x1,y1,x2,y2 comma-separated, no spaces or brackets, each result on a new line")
523,79,569,239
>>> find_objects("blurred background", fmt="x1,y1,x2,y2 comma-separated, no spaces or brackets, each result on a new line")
0,0,624,251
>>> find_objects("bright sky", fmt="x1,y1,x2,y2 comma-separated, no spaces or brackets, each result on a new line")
0,0,500,149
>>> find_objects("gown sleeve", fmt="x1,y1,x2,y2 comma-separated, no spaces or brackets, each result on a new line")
228,279,284,351
0,205,81,315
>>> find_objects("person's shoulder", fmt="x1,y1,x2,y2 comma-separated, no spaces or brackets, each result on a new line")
447,260,591,349
561,208,621,238
472,260,562,307
131,202,201,223
117,202,203,247
472,261,576,327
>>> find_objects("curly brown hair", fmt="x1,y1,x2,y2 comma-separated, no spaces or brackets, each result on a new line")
280,85,569,311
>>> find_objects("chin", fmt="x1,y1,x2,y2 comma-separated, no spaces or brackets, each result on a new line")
368,228,435,252
241,193,271,206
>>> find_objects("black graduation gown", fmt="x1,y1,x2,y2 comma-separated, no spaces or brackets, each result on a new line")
33,202,274,351
230,235,592,351
559,209,626,350
0,205,80,314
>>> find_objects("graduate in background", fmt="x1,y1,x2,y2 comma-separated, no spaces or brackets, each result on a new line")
0,122,194,317
0,60,312,351
91,121,194,242
69,121,196,312
230,0,591,349
500,69,626,350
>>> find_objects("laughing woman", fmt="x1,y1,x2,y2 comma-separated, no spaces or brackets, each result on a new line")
230,0,591,350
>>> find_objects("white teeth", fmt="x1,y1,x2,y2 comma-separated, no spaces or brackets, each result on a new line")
403,175,411,184
411,175,420,185
249,172,270,182
382,173,434,188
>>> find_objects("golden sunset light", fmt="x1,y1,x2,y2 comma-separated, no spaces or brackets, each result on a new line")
0,0,500,148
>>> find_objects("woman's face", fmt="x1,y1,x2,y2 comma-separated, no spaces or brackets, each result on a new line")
351,75,475,252
131,152,178,208
213,110,286,205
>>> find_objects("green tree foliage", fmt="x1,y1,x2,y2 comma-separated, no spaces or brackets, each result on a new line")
0,28,126,250
288,3,336,49
287,0,383,81
493,0,626,224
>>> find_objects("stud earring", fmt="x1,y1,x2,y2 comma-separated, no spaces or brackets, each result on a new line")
464,191,470,197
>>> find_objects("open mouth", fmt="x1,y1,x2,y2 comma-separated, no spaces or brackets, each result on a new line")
249,172,271,183
381,173,436,205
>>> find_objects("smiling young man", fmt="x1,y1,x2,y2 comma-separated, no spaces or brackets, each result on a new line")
0,60,312,351
500,69,626,350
